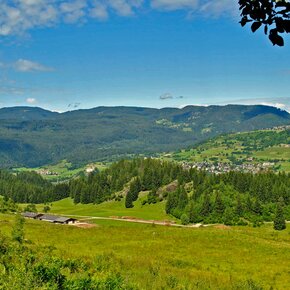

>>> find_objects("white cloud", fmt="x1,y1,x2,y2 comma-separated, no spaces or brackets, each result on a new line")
220,97,290,113
0,0,236,36
151,0,199,11
152,0,237,16
60,0,87,23
260,102,289,112
26,97,37,104
90,2,109,20
13,59,53,72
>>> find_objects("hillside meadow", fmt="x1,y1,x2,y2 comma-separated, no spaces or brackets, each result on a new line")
0,213,289,289
162,128,290,172
23,197,173,221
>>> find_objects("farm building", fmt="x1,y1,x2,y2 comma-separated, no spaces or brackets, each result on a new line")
22,212,43,219
38,214,76,224
54,217,77,224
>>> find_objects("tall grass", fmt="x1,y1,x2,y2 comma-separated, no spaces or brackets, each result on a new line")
0,214,289,289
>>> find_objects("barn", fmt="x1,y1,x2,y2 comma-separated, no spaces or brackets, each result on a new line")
38,214,76,224
22,212,43,219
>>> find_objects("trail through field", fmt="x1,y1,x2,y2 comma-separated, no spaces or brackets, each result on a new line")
64,214,203,228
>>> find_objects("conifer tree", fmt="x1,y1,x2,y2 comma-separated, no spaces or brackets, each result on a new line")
125,191,134,208
214,191,225,216
177,187,188,210
274,198,286,231
235,195,243,216
166,192,177,214
201,193,211,217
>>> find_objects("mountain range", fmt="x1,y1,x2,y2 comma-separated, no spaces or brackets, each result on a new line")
0,104,289,168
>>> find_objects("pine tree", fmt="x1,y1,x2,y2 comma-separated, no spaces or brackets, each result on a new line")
177,187,188,210
274,198,286,231
165,192,178,214
214,191,225,216
253,199,262,215
235,195,243,216
125,191,134,208
223,208,234,226
201,193,211,217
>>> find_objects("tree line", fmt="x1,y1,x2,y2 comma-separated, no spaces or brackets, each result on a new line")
0,170,69,204
0,158,288,228
68,158,289,228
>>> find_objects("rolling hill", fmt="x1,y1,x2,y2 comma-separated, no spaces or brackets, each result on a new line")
163,126,290,172
0,104,289,168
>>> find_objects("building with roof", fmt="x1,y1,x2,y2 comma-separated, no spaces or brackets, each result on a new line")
22,212,77,225
54,217,77,224
38,214,76,224
22,212,43,219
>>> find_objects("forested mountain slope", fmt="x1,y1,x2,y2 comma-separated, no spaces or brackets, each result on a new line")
0,105,289,167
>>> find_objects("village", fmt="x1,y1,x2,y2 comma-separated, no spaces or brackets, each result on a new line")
181,161,275,174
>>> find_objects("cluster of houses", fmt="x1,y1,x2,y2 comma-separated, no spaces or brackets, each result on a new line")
22,212,77,224
35,169,59,176
181,161,274,174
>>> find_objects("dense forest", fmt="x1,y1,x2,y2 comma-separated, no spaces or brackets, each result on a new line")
0,105,289,167
69,158,290,226
1,158,289,226
0,171,69,204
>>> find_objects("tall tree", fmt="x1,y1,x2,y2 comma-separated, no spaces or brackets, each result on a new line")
274,198,286,230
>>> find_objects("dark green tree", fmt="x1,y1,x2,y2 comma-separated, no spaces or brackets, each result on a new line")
274,198,286,231
223,208,235,226
125,191,134,208
235,195,243,216
214,191,225,216
165,192,178,214
201,193,211,217
177,187,188,211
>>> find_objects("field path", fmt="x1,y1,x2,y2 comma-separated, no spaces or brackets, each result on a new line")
62,214,203,228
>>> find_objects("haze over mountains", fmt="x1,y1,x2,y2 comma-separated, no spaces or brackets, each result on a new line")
0,104,289,168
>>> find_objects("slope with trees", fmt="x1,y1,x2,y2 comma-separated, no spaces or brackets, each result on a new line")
68,158,290,227
0,105,289,168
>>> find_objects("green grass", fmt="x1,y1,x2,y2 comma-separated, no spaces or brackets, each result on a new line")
24,197,174,221
0,213,289,289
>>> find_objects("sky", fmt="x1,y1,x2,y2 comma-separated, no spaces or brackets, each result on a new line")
0,0,290,112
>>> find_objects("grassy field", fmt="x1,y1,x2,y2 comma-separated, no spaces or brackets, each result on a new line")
23,196,174,221
0,213,289,289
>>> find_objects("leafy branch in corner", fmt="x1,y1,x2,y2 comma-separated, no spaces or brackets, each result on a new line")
239,0,290,46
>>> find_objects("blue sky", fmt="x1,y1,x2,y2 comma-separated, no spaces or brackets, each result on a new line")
0,0,290,112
